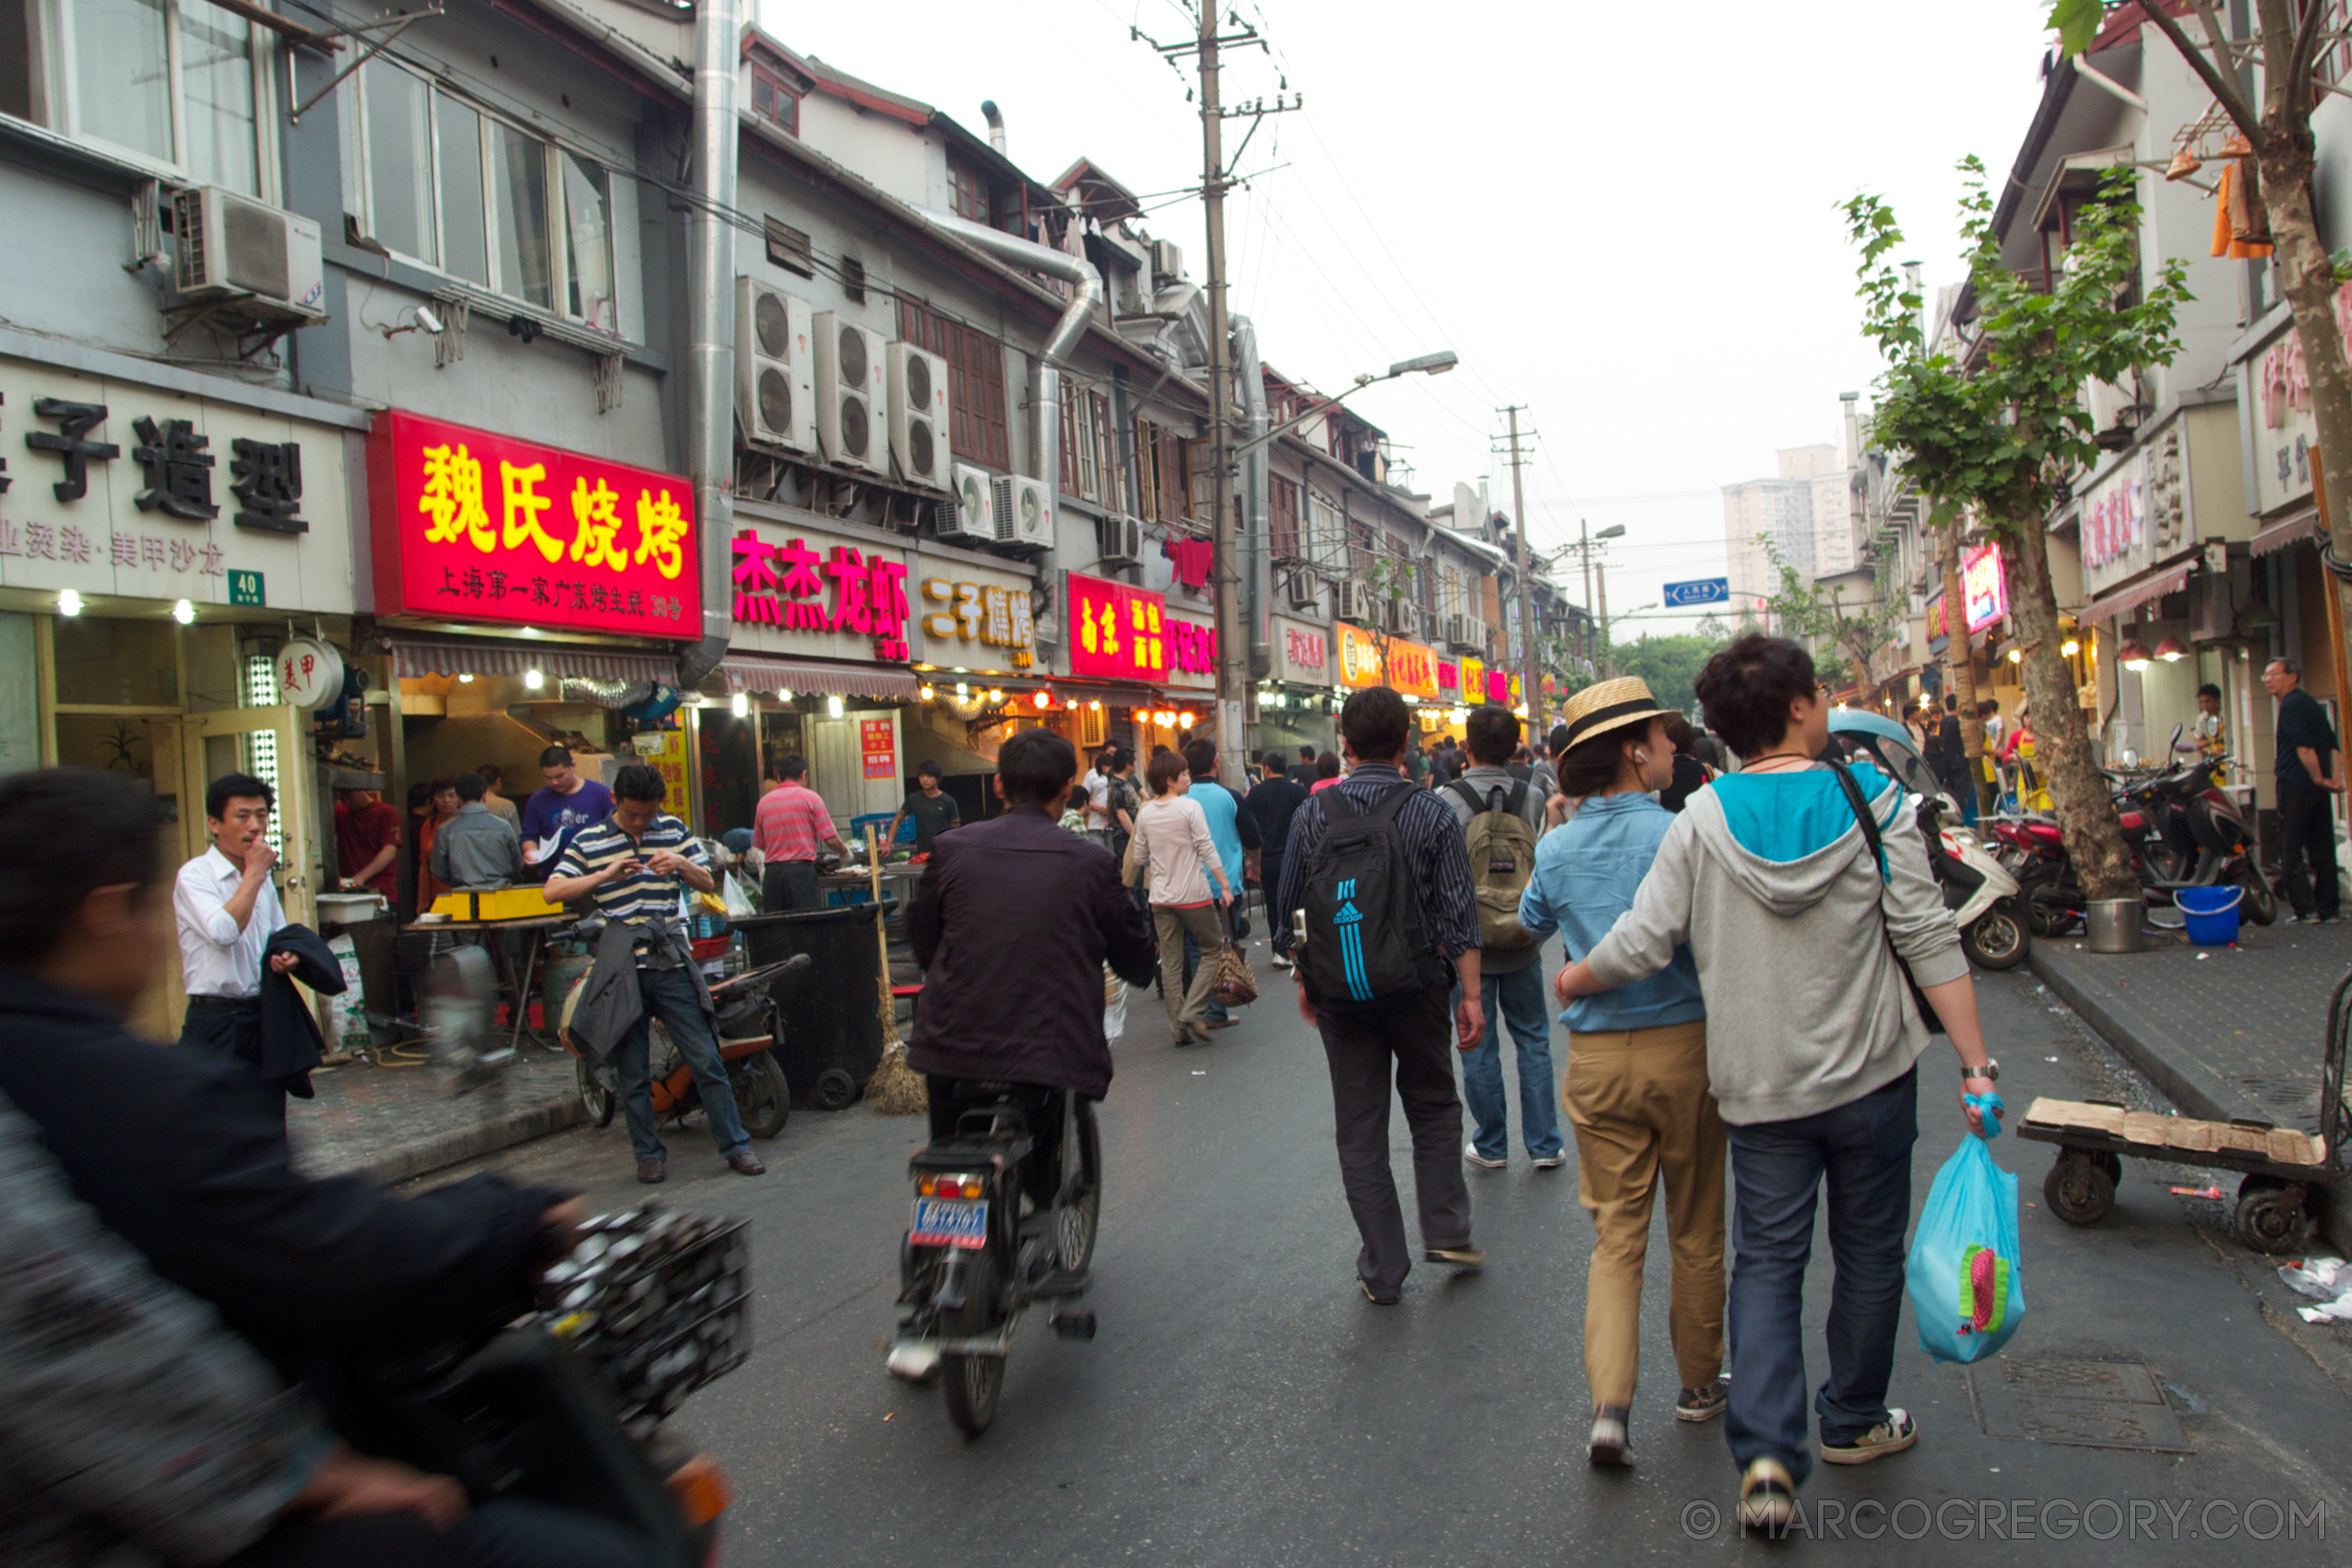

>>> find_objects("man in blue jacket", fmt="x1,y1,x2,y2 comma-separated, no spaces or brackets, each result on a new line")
1181,738,1260,1027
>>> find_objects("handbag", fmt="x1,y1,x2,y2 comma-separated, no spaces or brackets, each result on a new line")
1211,944,1259,1007
1826,759,1946,1036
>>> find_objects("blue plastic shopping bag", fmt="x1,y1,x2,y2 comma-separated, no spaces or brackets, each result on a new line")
1906,1094,2024,1363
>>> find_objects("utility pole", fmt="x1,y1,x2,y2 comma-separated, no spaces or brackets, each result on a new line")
1596,561,1611,678
1498,406,1541,731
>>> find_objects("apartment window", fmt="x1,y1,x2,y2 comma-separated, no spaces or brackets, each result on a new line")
1133,417,1164,524
1158,427,1189,527
1347,519,1377,578
45,0,265,193
1059,381,1109,503
1269,475,1301,560
948,157,990,224
1186,439,1216,524
1306,486,1343,568
749,65,799,135
348,64,616,329
898,298,1009,468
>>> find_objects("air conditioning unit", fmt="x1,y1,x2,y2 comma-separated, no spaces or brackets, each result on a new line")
1286,572,1320,611
1384,598,1413,634
936,463,997,544
1444,612,1474,647
1149,238,1183,283
1099,513,1143,566
813,313,887,474
992,473,1053,548
885,341,950,490
1339,580,1376,624
172,186,325,320
734,279,814,453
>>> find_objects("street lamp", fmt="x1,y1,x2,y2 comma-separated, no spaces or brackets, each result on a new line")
1227,350,1458,464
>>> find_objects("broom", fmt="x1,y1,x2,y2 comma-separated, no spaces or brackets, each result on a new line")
859,822,927,1114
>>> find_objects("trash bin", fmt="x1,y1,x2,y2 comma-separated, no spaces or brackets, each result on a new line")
733,900,897,1111
2176,885,2243,947
2084,897,2144,954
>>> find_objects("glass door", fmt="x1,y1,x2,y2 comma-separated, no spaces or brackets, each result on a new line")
180,706,317,932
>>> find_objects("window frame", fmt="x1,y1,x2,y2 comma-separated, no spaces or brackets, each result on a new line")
1268,474,1301,561
1059,378,1106,504
42,0,278,199
898,297,1010,469
749,63,800,136
345,60,616,329
947,155,990,225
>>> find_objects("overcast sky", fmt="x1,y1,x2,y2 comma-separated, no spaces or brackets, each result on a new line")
756,0,2058,637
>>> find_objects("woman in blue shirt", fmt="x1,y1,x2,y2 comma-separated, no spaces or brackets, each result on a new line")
1517,677,1723,1469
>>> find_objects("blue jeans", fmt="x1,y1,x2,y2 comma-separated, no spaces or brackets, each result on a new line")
614,963,752,1163
1724,1066,1916,1485
1453,964,1560,1158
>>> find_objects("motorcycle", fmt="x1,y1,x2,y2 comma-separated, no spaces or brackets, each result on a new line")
889,1080,1102,1436
1919,796,2031,969
355,1204,751,1568
564,952,810,1140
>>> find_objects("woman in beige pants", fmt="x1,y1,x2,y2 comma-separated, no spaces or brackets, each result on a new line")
1124,749,1233,1046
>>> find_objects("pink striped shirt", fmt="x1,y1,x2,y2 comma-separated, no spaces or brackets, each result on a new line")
754,781,837,863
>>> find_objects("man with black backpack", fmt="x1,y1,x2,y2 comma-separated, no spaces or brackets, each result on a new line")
1443,705,1561,1170
1273,686,1487,1306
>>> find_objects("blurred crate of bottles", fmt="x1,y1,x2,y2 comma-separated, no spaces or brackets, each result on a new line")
536,1206,753,1429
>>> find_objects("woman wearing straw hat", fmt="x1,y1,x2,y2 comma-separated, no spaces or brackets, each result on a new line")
1515,677,1722,1469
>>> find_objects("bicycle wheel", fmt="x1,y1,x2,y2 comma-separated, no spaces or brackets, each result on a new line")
1057,1102,1103,1274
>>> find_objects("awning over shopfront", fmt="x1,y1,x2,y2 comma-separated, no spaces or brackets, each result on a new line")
389,634,679,684
717,655,921,699
2251,507,2324,559
2078,562,2192,628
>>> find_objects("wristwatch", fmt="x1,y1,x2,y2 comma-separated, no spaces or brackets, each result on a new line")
1962,1059,1999,1083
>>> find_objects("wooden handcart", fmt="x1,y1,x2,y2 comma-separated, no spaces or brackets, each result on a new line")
2018,970,2350,1253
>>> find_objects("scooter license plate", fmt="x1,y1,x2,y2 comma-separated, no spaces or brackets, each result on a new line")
910,1196,988,1249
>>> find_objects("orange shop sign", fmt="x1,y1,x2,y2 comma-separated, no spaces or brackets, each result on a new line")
1335,621,1441,699
368,410,699,637
1065,570,1168,683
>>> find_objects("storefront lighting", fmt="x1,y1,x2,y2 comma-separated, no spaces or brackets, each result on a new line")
956,683,969,696
730,692,748,718
2061,639,2081,657
826,694,845,718
986,689,1004,705
1178,713,1195,730
55,589,81,617
920,684,936,701
2007,647,2023,664
1033,691,1051,708
2120,639,2153,671
457,672,476,684
2155,636,2188,662
778,689,793,703
171,599,195,624
523,667,544,690
1088,700,1101,711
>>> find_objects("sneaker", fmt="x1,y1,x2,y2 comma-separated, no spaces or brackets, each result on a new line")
1424,1242,1484,1269
1270,952,1294,969
1820,1408,1917,1465
885,1343,941,1383
1737,1458,1797,1534
1587,1405,1633,1467
1463,1142,1507,1170
1676,1377,1729,1422
1530,1151,1568,1170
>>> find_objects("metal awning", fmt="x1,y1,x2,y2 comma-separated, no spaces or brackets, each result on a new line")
2251,507,2324,559
717,656,921,698
389,635,679,684
2078,562,2192,627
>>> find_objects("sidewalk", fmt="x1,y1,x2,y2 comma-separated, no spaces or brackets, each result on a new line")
2027,915,2352,1244
288,1044,583,1185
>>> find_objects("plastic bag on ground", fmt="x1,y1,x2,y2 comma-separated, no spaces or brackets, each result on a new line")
1907,1098,2025,1363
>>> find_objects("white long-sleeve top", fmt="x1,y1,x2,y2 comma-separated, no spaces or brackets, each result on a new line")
172,848,284,1000
1127,794,1226,908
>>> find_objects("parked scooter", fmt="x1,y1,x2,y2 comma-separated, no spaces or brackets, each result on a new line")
1919,796,2031,968
563,952,810,1140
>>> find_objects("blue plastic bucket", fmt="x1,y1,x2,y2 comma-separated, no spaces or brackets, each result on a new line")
2175,885,2242,946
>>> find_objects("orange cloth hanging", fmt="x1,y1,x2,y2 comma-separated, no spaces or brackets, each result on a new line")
2210,162,2275,260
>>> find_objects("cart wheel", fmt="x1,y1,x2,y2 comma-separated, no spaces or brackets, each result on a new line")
2096,1151,2123,1184
2232,1177,2311,1254
2043,1149,2115,1226
733,1051,790,1140
815,1067,860,1111
576,1053,616,1128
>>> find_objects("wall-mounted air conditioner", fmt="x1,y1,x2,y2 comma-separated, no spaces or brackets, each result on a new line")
936,463,997,544
1149,238,1183,284
992,473,1053,549
885,341,950,490
1384,598,1413,635
813,313,887,475
735,279,814,453
172,186,325,320
1286,572,1320,611
1099,513,1143,566
1338,580,1376,624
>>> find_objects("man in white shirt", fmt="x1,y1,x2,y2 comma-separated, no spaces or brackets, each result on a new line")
1079,747,1116,848
173,772,299,1119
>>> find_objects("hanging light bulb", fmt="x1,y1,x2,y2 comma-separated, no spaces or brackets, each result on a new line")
1033,690,1051,708
55,589,82,617
777,688,793,704
2007,647,2023,664
920,684,936,701
2155,636,2189,662
955,682,969,696
457,672,476,684
1178,712,1195,730
523,667,544,690
171,599,195,624
1088,699,1101,710
826,693,845,718
2120,639,2154,671
987,689,1004,705
730,691,748,718
2061,638,2081,657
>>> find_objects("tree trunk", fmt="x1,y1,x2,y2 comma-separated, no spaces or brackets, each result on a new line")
1998,506,2137,899
2260,141,2352,558
1939,524,1989,816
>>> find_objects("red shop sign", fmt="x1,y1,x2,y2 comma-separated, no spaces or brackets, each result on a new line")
368,410,700,636
1170,618,1218,675
731,530,910,662
1066,570,1168,682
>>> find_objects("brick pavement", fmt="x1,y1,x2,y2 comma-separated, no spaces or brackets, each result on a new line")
288,1045,581,1185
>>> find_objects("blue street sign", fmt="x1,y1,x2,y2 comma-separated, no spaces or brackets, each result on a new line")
1662,577,1728,609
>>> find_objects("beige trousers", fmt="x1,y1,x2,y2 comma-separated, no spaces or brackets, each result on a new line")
1153,904,1227,1038
1562,1019,1727,1408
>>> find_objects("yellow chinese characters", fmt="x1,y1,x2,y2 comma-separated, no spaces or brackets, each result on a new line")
1128,595,1162,674
634,489,688,579
418,443,492,550
568,478,629,573
500,461,562,562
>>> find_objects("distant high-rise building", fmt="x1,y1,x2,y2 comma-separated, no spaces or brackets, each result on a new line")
1723,431,1862,624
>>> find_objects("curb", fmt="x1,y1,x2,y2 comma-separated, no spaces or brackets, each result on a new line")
313,1096,589,1187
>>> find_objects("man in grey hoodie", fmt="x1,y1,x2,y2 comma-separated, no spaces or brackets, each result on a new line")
1557,636,1996,1534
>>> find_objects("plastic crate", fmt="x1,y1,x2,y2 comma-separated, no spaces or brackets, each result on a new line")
536,1206,752,1427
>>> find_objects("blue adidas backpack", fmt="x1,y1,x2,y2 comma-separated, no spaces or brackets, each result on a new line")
1298,783,1435,1006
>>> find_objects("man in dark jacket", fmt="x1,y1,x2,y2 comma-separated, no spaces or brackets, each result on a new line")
0,768,573,1371
906,729,1156,1150
1247,750,1311,968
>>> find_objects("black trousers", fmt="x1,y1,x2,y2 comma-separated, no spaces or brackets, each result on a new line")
2278,784,2342,919
178,995,283,1124
761,859,822,912
1314,979,1471,1293
221,1497,659,1568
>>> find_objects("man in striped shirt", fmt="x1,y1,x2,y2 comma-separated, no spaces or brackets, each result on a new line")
754,756,844,912
545,765,763,1183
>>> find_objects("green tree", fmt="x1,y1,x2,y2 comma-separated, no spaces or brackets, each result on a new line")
1845,162,2190,899
1759,540,1904,696
1610,632,1727,717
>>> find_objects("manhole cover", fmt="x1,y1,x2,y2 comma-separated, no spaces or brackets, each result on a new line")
1984,1358,2163,1403
1966,1360,2192,1453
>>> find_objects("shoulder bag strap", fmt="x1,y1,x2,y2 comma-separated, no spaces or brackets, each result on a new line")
1504,780,1529,818
1448,779,1484,815
1826,759,1944,1035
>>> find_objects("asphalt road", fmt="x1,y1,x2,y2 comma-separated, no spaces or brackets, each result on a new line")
430,939,2352,1566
